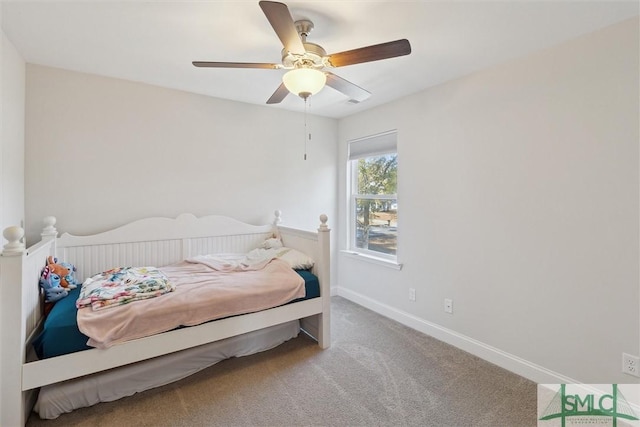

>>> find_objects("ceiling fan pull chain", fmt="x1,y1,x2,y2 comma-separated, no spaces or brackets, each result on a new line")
304,97,308,160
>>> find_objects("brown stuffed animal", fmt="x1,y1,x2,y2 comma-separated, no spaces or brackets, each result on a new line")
46,256,71,289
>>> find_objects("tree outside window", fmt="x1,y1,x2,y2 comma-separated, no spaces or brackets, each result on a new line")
353,153,397,257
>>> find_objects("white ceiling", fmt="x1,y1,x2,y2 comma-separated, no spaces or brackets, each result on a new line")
2,1,638,119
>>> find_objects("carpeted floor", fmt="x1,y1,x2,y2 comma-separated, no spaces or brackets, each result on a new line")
26,296,537,426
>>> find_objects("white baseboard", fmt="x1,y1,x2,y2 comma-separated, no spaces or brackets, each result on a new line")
335,286,579,385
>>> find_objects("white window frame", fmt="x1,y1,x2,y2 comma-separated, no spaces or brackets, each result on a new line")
347,130,398,264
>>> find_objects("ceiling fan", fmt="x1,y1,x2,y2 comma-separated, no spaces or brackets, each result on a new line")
193,1,412,105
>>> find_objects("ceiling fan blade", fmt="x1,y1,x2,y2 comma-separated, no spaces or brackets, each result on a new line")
192,61,280,69
327,39,411,68
259,1,306,55
266,82,289,104
325,72,371,103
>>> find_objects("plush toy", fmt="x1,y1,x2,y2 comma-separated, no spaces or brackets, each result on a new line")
58,261,81,289
39,265,69,303
46,256,77,289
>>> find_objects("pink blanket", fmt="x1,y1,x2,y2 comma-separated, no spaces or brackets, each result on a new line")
77,258,305,349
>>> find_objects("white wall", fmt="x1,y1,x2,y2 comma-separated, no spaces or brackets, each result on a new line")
0,26,25,236
337,17,639,384
24,66,337,244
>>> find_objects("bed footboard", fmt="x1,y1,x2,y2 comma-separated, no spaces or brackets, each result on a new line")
278,214,330,348
1,224,57,426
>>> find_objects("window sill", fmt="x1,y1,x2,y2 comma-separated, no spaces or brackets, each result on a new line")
340,250,403,270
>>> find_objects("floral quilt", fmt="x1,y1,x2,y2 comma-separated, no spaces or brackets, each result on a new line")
76,266,175,311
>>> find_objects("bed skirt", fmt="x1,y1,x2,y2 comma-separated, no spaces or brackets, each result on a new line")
34,320,300,419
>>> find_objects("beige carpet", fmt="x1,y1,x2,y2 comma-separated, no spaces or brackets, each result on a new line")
27,297,537,426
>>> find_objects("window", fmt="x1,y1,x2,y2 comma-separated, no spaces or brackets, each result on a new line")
348,131,397,260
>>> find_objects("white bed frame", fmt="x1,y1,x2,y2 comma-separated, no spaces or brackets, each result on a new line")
0,211,330,426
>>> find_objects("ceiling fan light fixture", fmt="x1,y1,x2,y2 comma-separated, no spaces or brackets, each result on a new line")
282,68,326,99
193,2,412,106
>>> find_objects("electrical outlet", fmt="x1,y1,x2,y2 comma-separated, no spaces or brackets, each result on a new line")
623,353,640,377
409,288,416,301
444,298,453,314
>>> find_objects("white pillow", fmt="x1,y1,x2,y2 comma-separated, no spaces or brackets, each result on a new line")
261,237,283,249
275,247,314,270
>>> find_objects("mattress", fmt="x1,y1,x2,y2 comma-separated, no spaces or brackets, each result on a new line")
33,269,320,359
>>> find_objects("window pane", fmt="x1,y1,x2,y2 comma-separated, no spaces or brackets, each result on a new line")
357,154,397,195
355,197,397,256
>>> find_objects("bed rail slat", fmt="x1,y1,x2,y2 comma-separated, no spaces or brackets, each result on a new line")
60,233,276,280
188,233,273,258
60,240,183,279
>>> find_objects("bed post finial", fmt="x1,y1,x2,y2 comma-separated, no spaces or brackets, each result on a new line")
2,225,25,254
41,216,58,239
273,210,282,225
318,214,329,231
